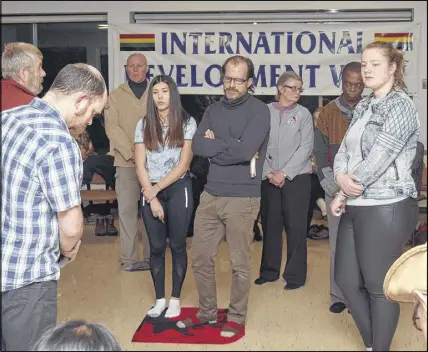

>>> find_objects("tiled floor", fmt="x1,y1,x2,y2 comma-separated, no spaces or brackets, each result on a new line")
57,221,426,351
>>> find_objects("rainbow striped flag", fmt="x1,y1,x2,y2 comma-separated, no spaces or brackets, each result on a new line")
374,32,413,51
120,34,155,51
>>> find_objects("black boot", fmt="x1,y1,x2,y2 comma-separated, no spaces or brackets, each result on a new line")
95,216,106,236
105,215,118,236
253,221,262,242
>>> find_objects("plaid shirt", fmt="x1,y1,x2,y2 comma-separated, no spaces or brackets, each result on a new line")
1,98,83,292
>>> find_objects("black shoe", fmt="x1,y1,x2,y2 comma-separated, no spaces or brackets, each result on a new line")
307,224,321,239
254,277,277,285
329,302,347,313
284,283,302,290
253,224,262,242
312,226,329,240
95,217,106,236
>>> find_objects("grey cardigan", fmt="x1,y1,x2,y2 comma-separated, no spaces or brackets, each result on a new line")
334,89,420,200
263,103,314,180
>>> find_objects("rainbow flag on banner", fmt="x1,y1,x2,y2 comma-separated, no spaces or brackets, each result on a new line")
120,34,155,51
374,32,413,51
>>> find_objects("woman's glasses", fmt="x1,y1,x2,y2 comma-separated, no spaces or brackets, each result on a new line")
283,85,304,93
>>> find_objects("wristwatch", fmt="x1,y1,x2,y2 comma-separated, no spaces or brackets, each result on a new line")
283,172,287,180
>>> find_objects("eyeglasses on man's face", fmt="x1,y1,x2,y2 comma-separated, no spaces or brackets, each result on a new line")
223,76,248,85
283,85,304,93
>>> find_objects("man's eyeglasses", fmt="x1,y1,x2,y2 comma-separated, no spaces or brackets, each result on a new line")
283,85,304,93
223,76,248,85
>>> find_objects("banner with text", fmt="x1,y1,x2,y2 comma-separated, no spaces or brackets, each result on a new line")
113,23,419,95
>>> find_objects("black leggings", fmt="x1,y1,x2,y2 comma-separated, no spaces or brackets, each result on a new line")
335,197,419,351
141,176,194,299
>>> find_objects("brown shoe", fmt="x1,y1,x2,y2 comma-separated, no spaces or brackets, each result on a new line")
95,216,106,236
220,321,244,337
121,260,150,272
105,215,118,236
176,315,216,329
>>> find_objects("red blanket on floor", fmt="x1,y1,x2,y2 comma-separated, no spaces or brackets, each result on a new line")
132,307,245,344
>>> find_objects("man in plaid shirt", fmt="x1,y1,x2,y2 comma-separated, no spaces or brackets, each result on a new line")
1,63,107,351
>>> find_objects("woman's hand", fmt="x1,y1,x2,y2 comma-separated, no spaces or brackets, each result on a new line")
268,171,286,188
142,184,160,203
150,197,165,223
336,172,364,197
330,191,347,217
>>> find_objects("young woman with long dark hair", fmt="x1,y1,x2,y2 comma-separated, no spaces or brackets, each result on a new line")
134,75,196,318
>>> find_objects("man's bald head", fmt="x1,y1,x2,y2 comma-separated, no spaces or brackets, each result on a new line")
126,53,147,66
49,63,106,99
126,54,148,83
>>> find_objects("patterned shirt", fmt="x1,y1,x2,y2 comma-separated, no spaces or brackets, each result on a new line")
334,89,419,200
1,98,83,292
134,117,197,182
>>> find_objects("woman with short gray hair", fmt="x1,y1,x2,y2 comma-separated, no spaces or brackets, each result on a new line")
255,71,314,290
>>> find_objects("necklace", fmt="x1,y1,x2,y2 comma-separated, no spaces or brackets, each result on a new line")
159,115,169,127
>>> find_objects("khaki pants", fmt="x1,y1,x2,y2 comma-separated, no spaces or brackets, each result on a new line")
116,167,150,265
325,195,346,305
191,191,260,324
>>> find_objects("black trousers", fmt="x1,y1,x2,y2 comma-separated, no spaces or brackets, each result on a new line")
335,197,419,351
259,174,311,285
141,176,194,299
82,154,116,189
2,281,57,351
307,173,325,232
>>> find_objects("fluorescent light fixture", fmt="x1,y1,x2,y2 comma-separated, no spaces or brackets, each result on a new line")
133,10,413,24
97,24,109,29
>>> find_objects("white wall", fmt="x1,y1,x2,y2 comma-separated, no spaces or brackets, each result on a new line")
2,1,426,146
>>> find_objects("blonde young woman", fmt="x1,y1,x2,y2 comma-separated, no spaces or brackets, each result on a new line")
331,42,420,351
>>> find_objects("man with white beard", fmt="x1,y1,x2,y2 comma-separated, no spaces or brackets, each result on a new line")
1,42,46,111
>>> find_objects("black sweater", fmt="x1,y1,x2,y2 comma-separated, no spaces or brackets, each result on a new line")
192,93,270,197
